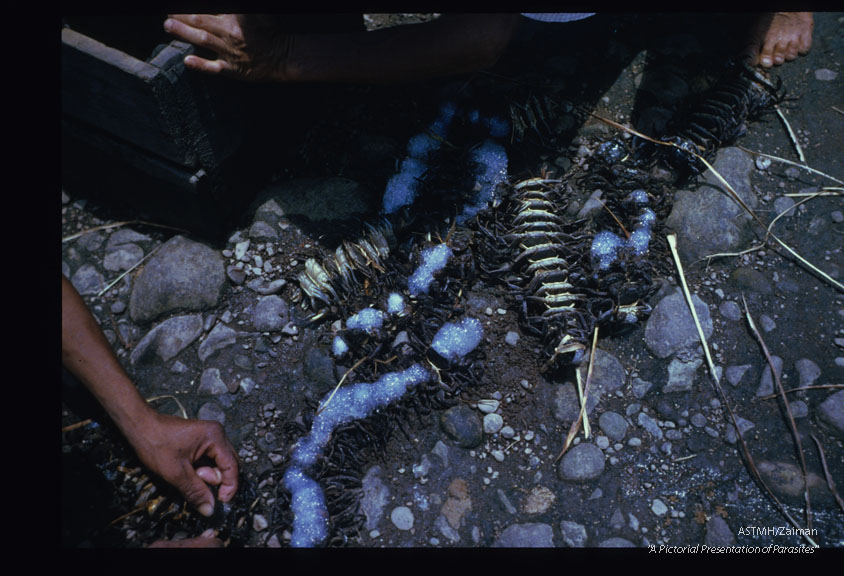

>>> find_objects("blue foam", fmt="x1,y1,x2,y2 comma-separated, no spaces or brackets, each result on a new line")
346,307,385,331
332,335,349,357
282,466,329,548
382,158,427,214
431,316,483,361
460,139,508,223
387,292,405,314
408,244,453,296
591,230,624,270
591,191,655,269
484,116,510,139
286,364,430,547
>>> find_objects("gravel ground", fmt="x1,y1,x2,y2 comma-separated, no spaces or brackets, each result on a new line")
62,13,843,550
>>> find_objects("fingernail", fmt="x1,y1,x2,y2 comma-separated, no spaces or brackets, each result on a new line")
201,529,215,538
199,503,214,517
761,57,771,67
164,19,173,31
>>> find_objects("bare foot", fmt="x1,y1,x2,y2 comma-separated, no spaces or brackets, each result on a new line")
147,529,224,548
744,12,813,68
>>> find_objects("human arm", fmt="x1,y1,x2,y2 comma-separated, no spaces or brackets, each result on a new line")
61,274,238,518
163,13,520,83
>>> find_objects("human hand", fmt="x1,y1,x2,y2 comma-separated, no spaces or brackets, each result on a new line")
129,412,239,517
163,14,294,82
743,12,813,68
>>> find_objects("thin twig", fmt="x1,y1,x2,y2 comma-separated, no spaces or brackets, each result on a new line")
667,234,719,384
743,295,812,531
96,245,161,297
61,419,94,433
774,104,806,163
317,355,370,415
62,220,187,243
736,146,843,185
810,434,844,513
556,326,598,462
146,395,188,420
587,111,844,292
832,105,844,116
757,384,844,400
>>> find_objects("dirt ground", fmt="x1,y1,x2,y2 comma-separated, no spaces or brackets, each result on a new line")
61,13,843,549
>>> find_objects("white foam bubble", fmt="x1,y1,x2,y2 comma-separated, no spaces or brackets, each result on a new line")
431,316,483,361
387,292,405,314
408,244,453,296
346,308,385,331
285,364,430,547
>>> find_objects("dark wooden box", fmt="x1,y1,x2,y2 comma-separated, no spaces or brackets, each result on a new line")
61,22,264,240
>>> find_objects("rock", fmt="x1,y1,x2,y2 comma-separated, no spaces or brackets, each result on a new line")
440,405,483,448
226,265,246,286
632,377,653,399
258,177,370,222
557,443,605,481
106,228,151,250
651,498,668,516
590,349,625,393
598,411,628,441
390,506,414,531
441,479,471,529
252,514,268,532
76,231,105,252
552,381,601,423
576,189,605,219
431,441,450,467
756,355,783,397
522,486,556,515
725,364,751,386
103,243,144,272
434,514,461,543
248,220,278,241
303,348,336,390
197,401,225,425
247,278,287,295
790,400,809,419
664,356,703,393
252,295,290,332
198,368,228,395
504,331,520,347
773,196,796,218
130,314,204,364
718,300,742,321
759,314,776,332
814,68,838,81
818,390,844,436
483,413,504,434
493,523,554,547
665,147,756,263
704,515,735,546
795,358,821,388
361,466,391,530
559,520,588,547
70,264,104,295
728,267,772,295
598,537,636,547
239,377,256,395
476,399,500,414
637,412,664,440
198,323,238,362
757,460,835,505
644,289,713,359
129,236,226,323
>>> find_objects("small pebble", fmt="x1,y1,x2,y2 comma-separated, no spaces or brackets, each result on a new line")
390,507,414,531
